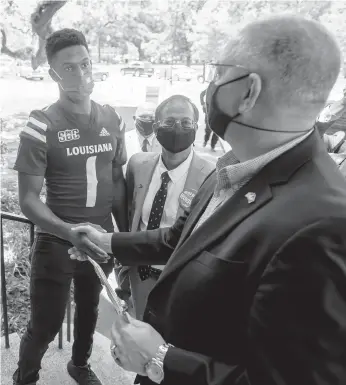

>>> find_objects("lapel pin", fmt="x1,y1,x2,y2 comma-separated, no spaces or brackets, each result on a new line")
245,192,256,204
138,184,143,188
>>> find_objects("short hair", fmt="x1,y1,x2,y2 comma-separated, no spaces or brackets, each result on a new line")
155,95,199,122
220,15,341,109
45,28,89,65
135,102,157,118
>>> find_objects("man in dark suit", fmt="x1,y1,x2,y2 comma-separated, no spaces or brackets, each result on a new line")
69,15,346,385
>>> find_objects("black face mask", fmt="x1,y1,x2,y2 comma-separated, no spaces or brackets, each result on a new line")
156,126,196,153
206,74,311,139
135,118,154,137
205,75,249,139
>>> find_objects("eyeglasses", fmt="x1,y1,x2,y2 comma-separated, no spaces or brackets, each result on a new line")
157,117,196,130
205,62,249,83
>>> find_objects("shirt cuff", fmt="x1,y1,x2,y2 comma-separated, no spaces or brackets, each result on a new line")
100,233,113,253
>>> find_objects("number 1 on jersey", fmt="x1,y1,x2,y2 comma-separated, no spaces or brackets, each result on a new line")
86,156,98,207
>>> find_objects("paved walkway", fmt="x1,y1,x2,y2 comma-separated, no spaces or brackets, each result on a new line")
1,325,135,385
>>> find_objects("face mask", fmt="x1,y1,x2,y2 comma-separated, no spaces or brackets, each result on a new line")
135,118,154,137
206,74,248,139
156,125,196,153
51,67,94,96
206,74,312,139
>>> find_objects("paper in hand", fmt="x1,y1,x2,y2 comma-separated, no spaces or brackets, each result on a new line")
87,256,129,321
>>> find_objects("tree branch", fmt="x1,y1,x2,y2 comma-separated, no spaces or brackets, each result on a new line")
1,28,32,60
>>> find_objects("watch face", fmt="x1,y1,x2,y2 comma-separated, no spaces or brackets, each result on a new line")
147,361,164,383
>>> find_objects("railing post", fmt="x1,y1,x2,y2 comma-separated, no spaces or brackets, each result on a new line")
1,217,10,348
1,211,71,350
30,224,35,247
67,295,71,342
58,327,63,349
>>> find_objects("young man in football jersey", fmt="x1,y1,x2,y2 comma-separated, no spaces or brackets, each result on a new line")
12,29,128,385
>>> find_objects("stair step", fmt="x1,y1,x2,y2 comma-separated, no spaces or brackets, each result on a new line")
1,325,135,385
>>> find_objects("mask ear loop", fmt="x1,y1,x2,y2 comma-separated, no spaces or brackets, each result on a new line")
51,67,63,80
51,68,66,91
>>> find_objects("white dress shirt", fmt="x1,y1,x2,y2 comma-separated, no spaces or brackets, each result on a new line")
137,131,156,152
140,149,194,269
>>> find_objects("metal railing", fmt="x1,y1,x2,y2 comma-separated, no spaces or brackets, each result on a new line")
1,211,71,349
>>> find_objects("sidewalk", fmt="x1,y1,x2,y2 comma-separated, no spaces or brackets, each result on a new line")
1,325,135,385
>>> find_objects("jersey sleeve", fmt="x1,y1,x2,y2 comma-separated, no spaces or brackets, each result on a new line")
104,105,128,167
13,110,49,176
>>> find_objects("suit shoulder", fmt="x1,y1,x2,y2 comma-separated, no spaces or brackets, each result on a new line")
193,152,215,173
130,151,158,164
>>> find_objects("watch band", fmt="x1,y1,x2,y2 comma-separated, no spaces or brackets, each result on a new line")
156,343,172,364
145,343,174,383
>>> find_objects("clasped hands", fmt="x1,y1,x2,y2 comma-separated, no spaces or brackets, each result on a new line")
67,223,167,375
67,223,109,264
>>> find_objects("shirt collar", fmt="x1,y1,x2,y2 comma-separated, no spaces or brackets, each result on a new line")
158,148,194,183
137,131,155,146
215,129,314,195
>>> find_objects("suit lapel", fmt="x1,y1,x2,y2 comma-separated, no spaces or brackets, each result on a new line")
175,152,206,220
158,174,272,283
131,155,159,231
157,128,323,285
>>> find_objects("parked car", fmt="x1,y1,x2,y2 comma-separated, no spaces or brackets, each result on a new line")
16,61,45,81
93,67,109,81
197,74,205,83
120,61,154,77
171,65,197,81
156,65,197,82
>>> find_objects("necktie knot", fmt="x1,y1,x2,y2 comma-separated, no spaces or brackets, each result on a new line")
161,171,170,184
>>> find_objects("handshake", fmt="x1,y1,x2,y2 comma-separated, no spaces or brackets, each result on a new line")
67,223,112,264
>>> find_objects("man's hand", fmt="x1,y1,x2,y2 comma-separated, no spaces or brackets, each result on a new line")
68,246,88,262
110,313,165,375
70,223,105,245
67,222,109,264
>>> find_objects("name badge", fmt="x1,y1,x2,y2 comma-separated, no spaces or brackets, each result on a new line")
179,188,197,210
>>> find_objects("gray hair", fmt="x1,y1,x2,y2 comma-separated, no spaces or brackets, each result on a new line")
221,15,342,109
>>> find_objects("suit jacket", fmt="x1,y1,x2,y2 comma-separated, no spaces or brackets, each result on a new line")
123,129,162,173
111,129,346,385
126,151,215,232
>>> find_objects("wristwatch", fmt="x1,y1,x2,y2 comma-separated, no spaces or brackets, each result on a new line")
145,343,173,384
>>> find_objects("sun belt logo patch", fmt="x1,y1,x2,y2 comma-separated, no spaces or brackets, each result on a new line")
58,129,80,142
99,127,110,136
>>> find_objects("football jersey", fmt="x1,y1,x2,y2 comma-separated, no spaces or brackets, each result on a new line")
14,101,127,232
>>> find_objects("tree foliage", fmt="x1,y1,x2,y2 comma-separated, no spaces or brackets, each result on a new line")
1,0,67,68
1,0,345,68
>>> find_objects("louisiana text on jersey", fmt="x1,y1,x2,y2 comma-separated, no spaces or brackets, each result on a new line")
14,102,127,232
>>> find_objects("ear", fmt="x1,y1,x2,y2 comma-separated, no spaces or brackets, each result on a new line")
49,67,60,83
133,116,136,121
152,122,159,133
238,73,261,114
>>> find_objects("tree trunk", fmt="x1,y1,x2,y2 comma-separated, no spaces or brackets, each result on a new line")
138,43,144,61
186,52,191,67
98,35,101,63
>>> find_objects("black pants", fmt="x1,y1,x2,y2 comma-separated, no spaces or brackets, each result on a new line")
13,233,114,384
204,118,218,149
